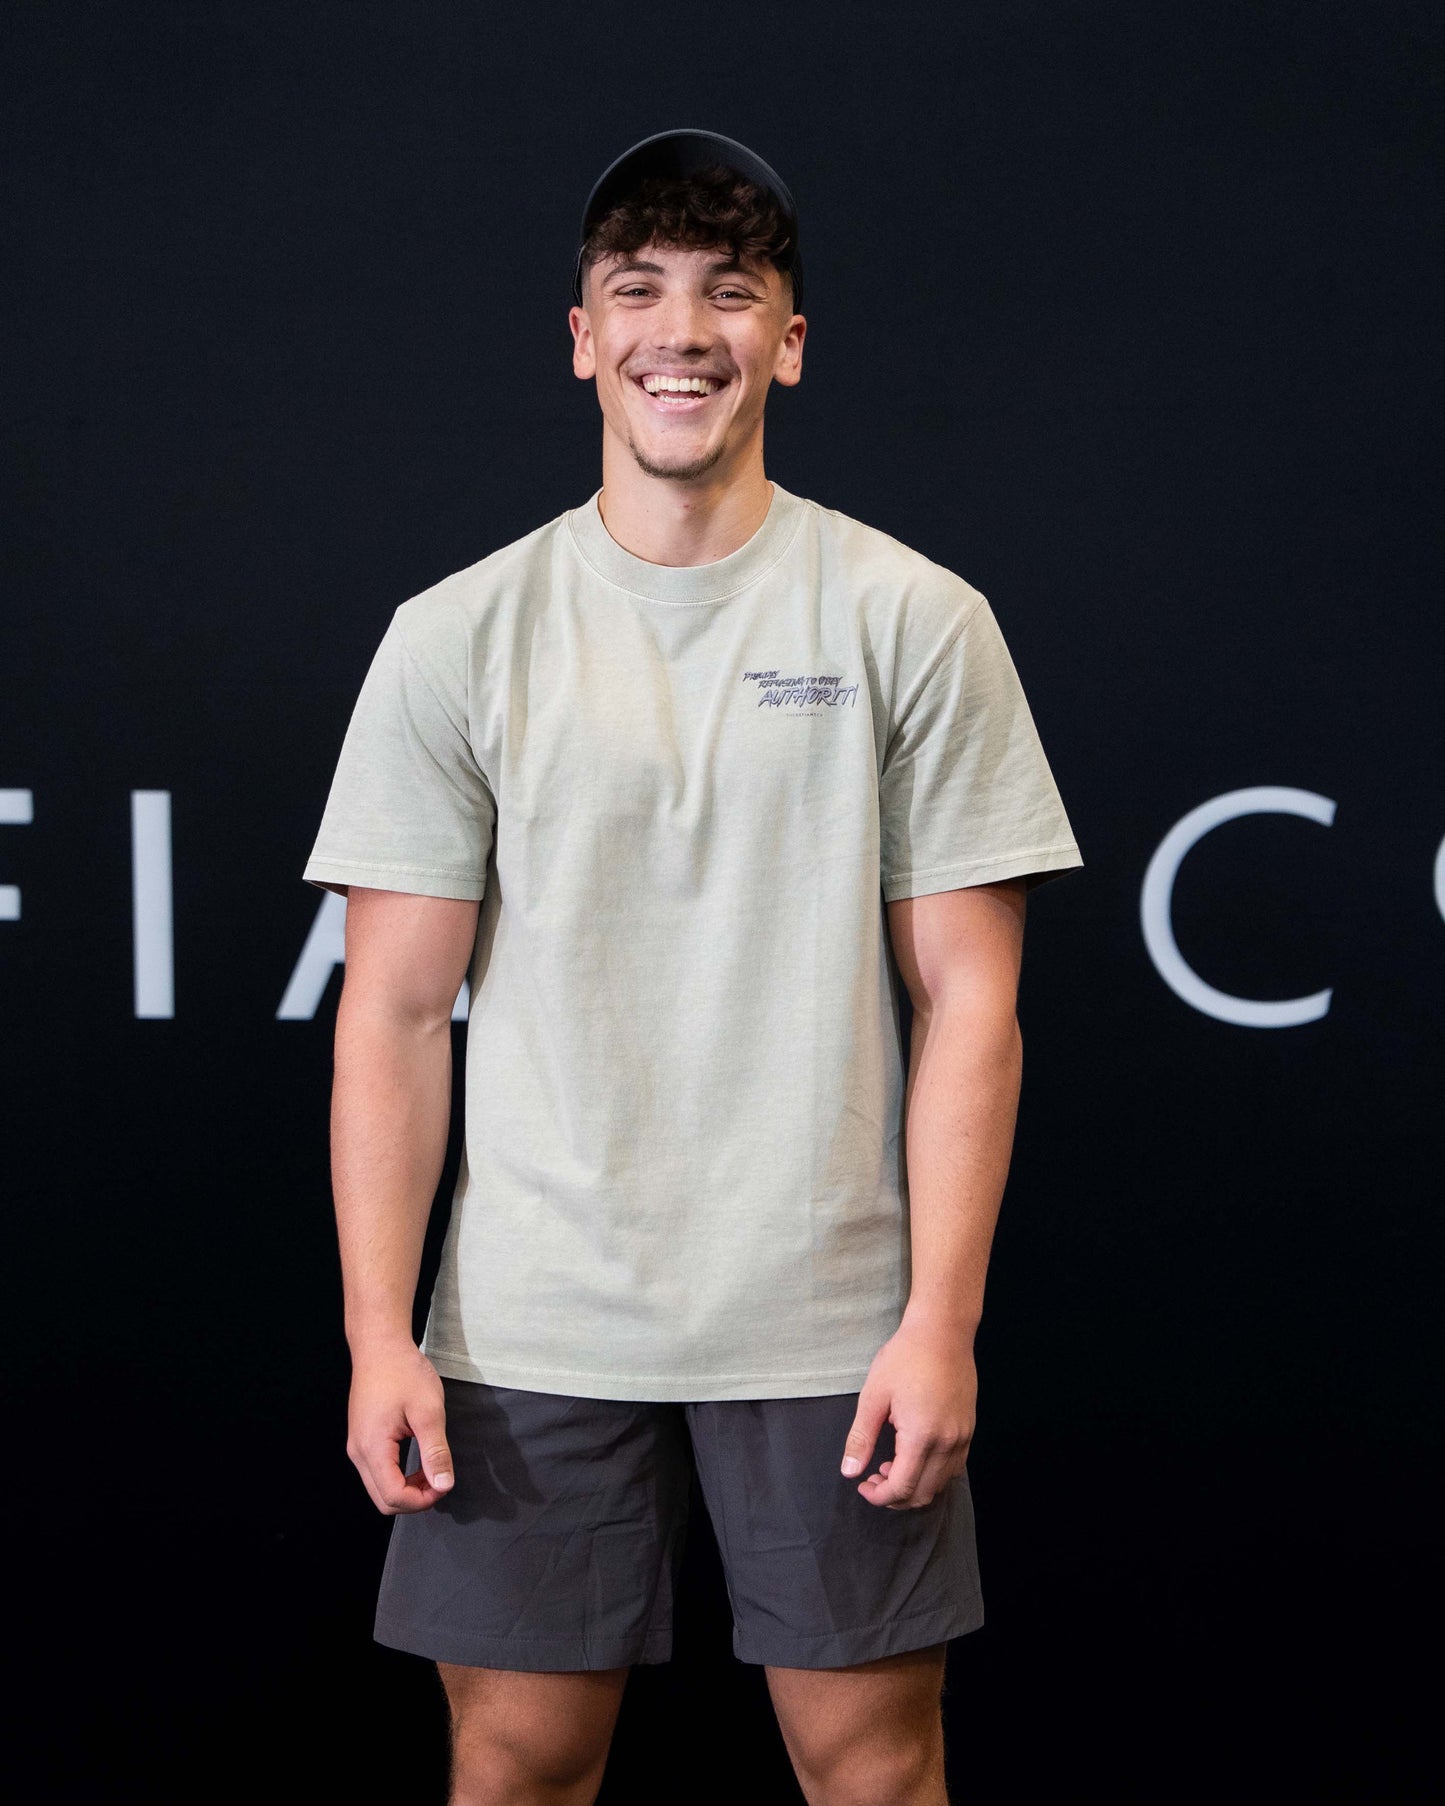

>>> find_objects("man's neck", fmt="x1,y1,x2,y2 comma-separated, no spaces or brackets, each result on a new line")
596,451,774,569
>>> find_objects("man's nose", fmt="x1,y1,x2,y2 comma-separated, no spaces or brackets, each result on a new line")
649,289,714,349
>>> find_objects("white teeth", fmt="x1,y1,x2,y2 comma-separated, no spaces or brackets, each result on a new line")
641,375,720,395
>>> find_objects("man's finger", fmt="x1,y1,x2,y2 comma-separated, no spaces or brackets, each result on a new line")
840,1391,889,1477
858,1429,930,1507
364,1432,447,1514
886,1448,951,1509
406,1404,455,1493
350,1454,390,1515
356,1435,411,1513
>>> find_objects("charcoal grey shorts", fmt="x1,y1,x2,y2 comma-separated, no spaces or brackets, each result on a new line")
373,1376,984,1672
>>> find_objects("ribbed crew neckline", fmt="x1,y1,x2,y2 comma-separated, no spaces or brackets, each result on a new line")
566,480,806,605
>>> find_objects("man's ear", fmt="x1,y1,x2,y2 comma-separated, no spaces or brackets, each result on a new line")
772,309,806,388
569,304,596,380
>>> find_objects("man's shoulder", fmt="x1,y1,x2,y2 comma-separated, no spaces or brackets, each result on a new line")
799,492,989,641
395,507,571,630
384,504,579,677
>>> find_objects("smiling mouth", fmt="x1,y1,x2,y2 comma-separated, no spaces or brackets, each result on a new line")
632,374,728,412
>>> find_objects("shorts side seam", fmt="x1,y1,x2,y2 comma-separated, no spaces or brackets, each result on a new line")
693,1404,742,1626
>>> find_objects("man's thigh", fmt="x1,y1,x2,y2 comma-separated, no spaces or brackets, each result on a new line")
374,1377,693,1670
436,1662,630,1797
764,1645,950,1803
685,1391,984,1669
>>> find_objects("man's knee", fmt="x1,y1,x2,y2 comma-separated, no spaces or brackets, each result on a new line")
794,1725,945,1806
766,1647,949,1806
436,1662,629,1804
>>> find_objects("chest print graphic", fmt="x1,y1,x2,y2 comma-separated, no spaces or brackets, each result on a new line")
741,668,861,713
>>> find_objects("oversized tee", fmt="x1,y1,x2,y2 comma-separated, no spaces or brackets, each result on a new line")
302,481,1084,1401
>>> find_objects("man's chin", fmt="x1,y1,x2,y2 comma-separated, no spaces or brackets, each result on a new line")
627,430,728,483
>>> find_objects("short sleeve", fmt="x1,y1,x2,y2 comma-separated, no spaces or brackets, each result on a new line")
301,608,496,901
878,597,1084,900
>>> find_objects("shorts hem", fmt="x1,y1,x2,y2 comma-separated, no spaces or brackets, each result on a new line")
732,1592,985,1669
374,1613,673,1671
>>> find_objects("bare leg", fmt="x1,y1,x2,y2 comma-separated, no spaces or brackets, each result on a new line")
435,1662,630,1806
765,1643,951,1806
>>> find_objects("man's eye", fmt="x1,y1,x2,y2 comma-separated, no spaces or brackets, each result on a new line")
611,284,753,300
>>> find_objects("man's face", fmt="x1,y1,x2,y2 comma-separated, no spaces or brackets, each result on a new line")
569,242,805,483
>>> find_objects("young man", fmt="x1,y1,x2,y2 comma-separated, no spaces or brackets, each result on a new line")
303,129,1083,1805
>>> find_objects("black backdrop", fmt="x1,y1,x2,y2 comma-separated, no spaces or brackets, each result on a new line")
7,4,1439,1799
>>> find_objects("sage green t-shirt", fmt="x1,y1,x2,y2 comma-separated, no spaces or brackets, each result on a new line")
302,481,1084,1401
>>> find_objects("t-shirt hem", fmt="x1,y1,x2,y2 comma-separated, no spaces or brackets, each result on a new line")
880,843,1084,901
302,857,488,901
422,1345,877,1402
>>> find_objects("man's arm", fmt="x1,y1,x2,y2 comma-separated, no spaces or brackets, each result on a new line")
839,877,1026,1508
891,876,1026,1341
333,885,479,1514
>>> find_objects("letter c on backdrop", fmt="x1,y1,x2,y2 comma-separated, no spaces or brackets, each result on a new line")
1140,785,1336,1028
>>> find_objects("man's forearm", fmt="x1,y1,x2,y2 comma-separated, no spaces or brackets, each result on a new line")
332,988,455,1356
898,996,1023,1343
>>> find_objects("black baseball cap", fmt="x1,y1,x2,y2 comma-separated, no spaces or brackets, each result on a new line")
571,128,803,312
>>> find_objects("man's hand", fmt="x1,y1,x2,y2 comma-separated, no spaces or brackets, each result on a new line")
840,1318,978,1509
346,1339,456,1515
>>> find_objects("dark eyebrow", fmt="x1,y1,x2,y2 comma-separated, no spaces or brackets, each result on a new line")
603,255,764,286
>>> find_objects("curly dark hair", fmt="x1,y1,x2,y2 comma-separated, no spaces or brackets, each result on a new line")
579,165,798,308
